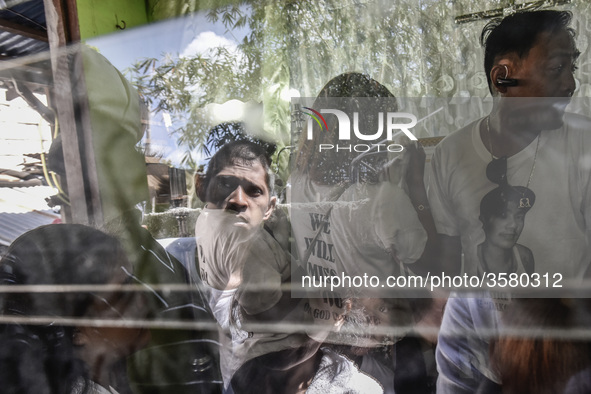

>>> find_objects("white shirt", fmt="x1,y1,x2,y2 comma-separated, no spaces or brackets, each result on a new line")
429,113,591,278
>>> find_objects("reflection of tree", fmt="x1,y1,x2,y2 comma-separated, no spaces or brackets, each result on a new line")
205,122,276,159
128,3,290,175
129,48,261,168
131,0,491,173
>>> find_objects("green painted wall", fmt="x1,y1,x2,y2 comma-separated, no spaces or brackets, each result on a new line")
76,0,149,40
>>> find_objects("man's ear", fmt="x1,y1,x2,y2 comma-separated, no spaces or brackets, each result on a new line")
263,196,277,221
490,61,515,95
195,173,208,203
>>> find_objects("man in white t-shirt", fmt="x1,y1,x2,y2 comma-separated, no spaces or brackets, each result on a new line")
194,140,309,388
430,10,591,393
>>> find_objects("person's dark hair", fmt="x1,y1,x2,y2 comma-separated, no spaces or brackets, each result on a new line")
491,298,591,394
231,345,322,394
196,140,274,202
479,185,535,221
204,122,276,158
481,10,575,94
295,72,397,185
0,224,130,394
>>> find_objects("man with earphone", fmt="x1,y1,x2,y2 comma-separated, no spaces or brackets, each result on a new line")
429,10,591,394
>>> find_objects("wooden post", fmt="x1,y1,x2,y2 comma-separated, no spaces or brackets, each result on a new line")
43,0,103,227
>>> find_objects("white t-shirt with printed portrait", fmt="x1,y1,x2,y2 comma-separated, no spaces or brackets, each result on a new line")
428,114,591,279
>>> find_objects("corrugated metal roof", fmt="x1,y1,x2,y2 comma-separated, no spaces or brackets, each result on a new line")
0,210,58,245
0,29,47,57
0,185,60,245
0,0,48,58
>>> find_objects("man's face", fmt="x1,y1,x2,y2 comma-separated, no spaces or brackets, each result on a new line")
503,29,578,99
497,29,579,130
205,160,275,229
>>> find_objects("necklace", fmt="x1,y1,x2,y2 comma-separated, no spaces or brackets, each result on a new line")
485,116,539,207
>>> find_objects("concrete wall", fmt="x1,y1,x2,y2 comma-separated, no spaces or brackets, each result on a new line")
76,0,149,40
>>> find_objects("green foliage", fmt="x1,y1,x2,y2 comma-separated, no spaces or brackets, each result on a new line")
128,1,291,178
131,0,491,179
142,208,201,238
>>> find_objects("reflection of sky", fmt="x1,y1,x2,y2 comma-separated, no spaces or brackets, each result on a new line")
87,12,249,167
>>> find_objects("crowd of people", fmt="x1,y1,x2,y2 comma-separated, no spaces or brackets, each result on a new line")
1,8,591,394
